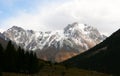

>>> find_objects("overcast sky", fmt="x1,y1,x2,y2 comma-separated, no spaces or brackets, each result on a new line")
0,0,120,36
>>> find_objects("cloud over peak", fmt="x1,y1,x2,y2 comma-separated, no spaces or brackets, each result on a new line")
0,0,120,36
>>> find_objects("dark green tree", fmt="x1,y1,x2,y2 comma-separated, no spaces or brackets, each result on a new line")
0,41,40,73
24,51,30,73
16,47,25,72
16,48,40,73
4,41,17,71
30,51,40,73
0,44,4,70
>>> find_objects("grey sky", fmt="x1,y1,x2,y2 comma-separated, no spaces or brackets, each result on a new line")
0,0,120,36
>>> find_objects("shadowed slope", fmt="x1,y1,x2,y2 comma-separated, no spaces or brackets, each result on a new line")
62,29,120,75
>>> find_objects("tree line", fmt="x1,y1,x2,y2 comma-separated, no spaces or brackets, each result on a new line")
0,41,40,73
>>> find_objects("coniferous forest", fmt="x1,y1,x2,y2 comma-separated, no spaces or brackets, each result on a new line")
0,41,39,73
0,41,111,76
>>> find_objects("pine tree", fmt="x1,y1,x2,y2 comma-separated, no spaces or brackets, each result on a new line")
4,41,17,71
24,51,30,73
32,52,40,73
0,41,40,73
0,44,4,70
29,51,39,73
16,47,24,72
16,48,40,73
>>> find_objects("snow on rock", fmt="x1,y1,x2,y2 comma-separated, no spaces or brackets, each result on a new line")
3,22,106,62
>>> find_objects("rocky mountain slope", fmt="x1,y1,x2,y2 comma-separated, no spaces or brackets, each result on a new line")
0,32,9,48
3,22,106,62
62,29,120,75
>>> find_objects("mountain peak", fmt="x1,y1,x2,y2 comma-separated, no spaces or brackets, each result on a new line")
66,22,86,29
3,23,106,62
62,28,120,74
8,26,25,32
64,22,96,32
64,22,101,39
11,26,23,29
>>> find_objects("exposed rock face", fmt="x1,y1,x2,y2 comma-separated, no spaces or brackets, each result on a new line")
3,22,106,62
0,32,9,48
62,29,120,74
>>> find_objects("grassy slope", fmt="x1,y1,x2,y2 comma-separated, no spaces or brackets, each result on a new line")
2,65,111,76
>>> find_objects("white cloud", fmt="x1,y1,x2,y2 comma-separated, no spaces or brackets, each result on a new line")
0,28,5,33
2,0,120,36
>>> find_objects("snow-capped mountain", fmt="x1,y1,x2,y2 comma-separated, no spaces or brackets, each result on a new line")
3,22,106,62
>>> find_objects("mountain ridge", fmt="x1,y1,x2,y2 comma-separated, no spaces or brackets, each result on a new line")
62,29,120,74
2,22,106,62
